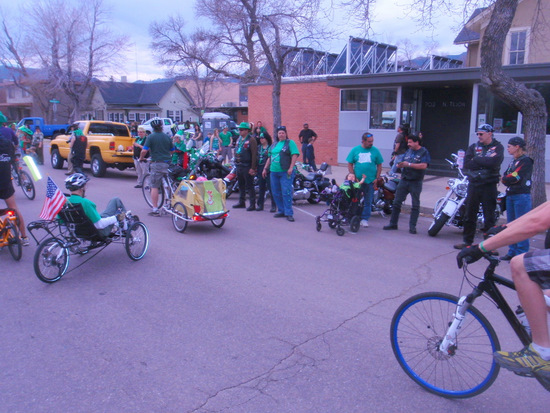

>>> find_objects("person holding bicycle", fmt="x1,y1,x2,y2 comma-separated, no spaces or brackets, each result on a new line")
0,131,29,245
138,119,174,216
457,204,550,378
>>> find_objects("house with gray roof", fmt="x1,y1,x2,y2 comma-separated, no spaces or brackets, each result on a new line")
89,79,196,124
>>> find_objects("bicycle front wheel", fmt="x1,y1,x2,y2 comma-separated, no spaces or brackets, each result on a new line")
125,222,149,261
141,174,165,209
6,220,22,261
19,170,36,200
33,238,69,283
390,292,500,398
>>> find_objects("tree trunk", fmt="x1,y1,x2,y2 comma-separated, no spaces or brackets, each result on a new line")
272,74,282,136
480,0,548,206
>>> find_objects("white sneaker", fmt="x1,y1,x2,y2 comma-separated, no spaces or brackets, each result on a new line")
360,219,369,228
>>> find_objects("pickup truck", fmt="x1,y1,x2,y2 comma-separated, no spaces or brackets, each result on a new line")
141,117,181,135
17,117,69,138
50,120,135,177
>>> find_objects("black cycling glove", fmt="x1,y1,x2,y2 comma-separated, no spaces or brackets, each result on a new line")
484,224,507,239
457,245,484,268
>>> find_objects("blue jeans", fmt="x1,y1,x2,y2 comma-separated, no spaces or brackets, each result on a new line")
506,193,532,256
361,182,374,221
389,179,423,229
270,171,294,216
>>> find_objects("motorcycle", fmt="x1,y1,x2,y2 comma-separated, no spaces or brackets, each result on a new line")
292,162,331,204
428,154,506,237
188,142,231,180
372,174,399,216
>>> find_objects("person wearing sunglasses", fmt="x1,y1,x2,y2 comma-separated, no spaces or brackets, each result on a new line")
454,124,504,250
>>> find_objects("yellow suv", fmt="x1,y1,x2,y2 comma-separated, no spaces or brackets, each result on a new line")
50,121,135,177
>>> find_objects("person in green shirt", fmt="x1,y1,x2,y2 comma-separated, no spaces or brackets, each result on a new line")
219,126,233,163
64,173,126,237
263,126,300,221
346,132,384,228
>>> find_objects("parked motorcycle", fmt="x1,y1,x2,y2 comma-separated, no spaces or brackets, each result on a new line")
428,154,506,237
372,174,399,216
293,162,331,204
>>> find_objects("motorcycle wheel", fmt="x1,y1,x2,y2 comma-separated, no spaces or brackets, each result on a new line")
383,203,392,215
307,191,321,204
428,213,449,237
350,216,361,233
328,219,337,229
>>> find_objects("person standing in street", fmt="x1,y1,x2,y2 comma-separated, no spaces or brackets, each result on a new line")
233,122,258,211
133,126,148,188
263,126,299,221
454,124,504,249
70,127,87,174
298,123,318,171
219,126,233,163
32,126,44,165
139,119,174,216
383,135,430,234
346,132,384,228
500,136,534,261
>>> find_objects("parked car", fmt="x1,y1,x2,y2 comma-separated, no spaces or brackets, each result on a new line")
50,121,135,177
17,117,69,139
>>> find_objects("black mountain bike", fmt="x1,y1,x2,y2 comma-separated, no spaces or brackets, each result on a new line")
390,256,550,398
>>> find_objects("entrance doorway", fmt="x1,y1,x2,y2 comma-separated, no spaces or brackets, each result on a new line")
419,87,472,173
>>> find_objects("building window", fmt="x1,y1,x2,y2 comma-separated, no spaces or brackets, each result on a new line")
477,85,519,133
525,83,550,135
108,113,114,121
509,30,527,65
8,87,15,99
167,110,174,119
128,113,135,121
341,89,368,111
370,88,397,129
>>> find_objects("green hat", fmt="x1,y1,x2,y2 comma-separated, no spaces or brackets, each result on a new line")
238,122,251,130
19,126,33,135
73,129,83,137
0,112,7,123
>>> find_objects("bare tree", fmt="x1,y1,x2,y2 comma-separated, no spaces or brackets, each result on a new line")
0,0,128,122
349,0,548,205
150,0,328,132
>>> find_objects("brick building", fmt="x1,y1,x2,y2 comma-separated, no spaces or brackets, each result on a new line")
249,80,340,164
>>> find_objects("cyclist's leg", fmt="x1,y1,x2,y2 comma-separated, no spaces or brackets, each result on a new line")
4,193,27,239
514,252,550,347
101,197,126,217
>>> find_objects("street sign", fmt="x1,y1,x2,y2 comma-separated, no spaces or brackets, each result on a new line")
49,99,60,104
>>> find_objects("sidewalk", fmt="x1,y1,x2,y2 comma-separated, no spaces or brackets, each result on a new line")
324,164,550,217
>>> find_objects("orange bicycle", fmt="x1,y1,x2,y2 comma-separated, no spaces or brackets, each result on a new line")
0,208,22,261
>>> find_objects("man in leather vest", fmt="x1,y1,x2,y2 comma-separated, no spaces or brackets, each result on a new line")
233,122,258,211
454,124,504,249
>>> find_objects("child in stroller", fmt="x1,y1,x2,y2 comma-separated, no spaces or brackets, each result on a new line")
315,173,365,236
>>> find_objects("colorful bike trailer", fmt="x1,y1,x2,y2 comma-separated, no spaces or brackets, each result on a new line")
170,178,228,232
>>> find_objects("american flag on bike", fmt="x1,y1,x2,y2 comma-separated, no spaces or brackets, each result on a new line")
39,177,66,220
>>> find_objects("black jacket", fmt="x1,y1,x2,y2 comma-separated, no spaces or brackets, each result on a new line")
464,138,504,185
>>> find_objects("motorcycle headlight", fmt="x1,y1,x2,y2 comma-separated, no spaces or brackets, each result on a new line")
456,183,468,197
447,178,456,187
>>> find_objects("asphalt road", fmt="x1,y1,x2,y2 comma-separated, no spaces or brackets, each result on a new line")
1,158,548,412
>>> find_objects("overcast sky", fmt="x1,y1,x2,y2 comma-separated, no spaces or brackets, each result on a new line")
5,0,467,82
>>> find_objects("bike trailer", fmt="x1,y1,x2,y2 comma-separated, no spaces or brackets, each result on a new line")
171,178,228,221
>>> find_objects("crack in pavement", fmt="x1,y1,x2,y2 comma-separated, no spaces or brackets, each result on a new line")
188,251,451,412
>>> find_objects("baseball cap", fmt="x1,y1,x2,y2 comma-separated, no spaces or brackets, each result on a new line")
477,124,494,133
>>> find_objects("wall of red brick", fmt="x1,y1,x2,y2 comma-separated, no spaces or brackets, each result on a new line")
248,80,340,165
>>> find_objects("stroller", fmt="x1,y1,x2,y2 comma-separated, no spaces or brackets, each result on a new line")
315,180,364,236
